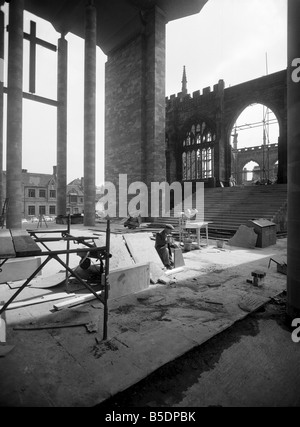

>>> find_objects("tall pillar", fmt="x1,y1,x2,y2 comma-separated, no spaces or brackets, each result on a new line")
105,6,167,218
143,7,167,188
0,7,4,213
287,0,300,316
84,0,96,227
57,33,68,217
6,0,24,229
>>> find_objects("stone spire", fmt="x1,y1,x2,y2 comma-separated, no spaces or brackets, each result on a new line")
181,65,187,96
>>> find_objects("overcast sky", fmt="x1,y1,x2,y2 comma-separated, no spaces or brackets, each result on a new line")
2,0,288,185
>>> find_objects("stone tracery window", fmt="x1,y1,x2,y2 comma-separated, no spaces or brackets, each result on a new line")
182,121,215,181
182,152,187,180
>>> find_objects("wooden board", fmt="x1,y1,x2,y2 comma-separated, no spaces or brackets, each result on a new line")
0,292,76,310
53,291,103,311
94,234,134,270
123,233,165,283
10,229,42,257
0,229,15,259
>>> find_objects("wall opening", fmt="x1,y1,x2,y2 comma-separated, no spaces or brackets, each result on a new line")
230,103,279,185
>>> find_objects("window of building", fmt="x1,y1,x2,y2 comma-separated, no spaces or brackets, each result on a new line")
69,195,78,204
191,151,196,179
39,189,46,198
50,190,56,198
49,206,56,215
28,206,35,216
39,206,46,215
182,121,215,181
28,189,36,198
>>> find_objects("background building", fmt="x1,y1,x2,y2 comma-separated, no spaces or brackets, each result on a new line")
1,167,90,220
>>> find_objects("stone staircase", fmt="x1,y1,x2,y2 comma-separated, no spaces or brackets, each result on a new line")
152,184,287,238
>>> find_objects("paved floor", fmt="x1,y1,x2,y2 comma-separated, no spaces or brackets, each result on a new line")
97,292,300,408
0,224,288,407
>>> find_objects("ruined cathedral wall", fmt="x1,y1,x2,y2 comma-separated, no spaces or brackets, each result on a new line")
165,82,224,183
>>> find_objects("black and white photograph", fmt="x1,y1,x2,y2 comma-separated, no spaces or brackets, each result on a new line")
0,0,299,411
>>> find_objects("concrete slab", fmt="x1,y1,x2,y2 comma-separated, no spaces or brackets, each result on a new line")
123,233,165,283
108,262,150,300
0,257,42,284
0,225,288,407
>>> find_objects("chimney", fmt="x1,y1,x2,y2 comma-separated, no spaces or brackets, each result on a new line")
53,166,57,176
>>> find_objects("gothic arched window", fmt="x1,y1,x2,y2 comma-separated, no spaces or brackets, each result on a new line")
187,151,191,180
182,121,215,181
191,151,196,179
182,152,187,181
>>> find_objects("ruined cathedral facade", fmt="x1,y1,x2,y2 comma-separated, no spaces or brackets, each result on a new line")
165,67,287,187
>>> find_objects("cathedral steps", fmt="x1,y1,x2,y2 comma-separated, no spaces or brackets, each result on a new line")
152,184,287,238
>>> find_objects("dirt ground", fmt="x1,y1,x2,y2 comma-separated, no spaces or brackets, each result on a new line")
96,291,300,408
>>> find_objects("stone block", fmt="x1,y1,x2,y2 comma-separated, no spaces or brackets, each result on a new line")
107,262,150,300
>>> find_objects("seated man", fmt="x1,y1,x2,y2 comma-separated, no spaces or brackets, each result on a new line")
155,224,175,270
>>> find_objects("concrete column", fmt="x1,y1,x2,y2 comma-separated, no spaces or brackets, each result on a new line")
278,132,288,184
287,0,300,317
143,6,167,188
57,34,68,217
83,0,96,227
0,9,4,212
6,0,24,229
143,7,167,218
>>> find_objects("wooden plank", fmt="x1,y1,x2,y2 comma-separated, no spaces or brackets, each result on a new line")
10,229,42,257
53,291,103,311
27,228,68,235
0,229,16,258
165,267,184,276
13,321,88,330
0,292,76,310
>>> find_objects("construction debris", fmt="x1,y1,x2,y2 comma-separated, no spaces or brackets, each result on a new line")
53,291,103,311
13,321,88,331
268,258,287,275
0,292,76,310
0,345,15,357
246,270,266,287
228,225,258,249
203,299,224,306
